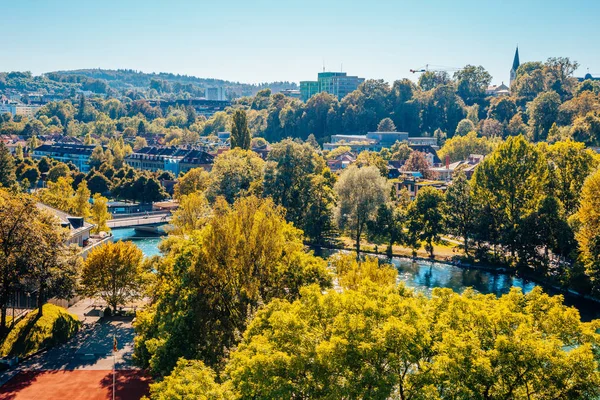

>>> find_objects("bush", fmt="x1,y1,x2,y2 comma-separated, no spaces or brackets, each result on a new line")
0,304,80,358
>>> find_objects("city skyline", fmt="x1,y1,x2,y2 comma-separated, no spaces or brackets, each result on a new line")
1,0,599,85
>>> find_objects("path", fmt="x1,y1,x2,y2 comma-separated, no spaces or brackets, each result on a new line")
0,299,147,398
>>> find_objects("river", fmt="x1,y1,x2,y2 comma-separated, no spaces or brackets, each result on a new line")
112,228,600,322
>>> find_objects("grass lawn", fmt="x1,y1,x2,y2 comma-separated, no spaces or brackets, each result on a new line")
0,304,80,358
338,237,463,261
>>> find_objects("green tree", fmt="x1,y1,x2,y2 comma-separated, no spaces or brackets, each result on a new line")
407,186,445,257
334,166,389,255
367,203,405,256
81,241,145,313
454,65,492,105
455,118,475,136
444,171,476,256
528,91,561,141
546,140,599,215
401,151,436,179
134,196,332,374
438,131,497,163
0,142,16,188
472,136,549,259
230,109,251,150
47,163,70,183
206,149,264,203
573,168,600,294
147,358,233,400
377,117,396,132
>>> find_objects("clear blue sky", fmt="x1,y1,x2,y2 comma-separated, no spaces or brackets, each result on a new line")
1,0,599,85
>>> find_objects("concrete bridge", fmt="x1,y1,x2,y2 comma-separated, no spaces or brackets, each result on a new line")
107,212,172,233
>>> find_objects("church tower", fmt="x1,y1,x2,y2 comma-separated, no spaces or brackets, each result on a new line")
510,46,520,87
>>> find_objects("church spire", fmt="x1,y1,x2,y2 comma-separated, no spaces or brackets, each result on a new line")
512,46,520,72
510,46,520,87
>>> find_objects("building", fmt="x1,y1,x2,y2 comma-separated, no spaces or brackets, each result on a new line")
32,143,98,173
36,203,93,248
126,146,215,175
301,71,365,101
392,175,448,200
0,100,41,118
429,154,485,181
486,82,510,97
206,87,226,101
510,46,520,87
280,89,301,99
107,201,152,215
300,81,320,101
324,132,438,153
327,152,356,172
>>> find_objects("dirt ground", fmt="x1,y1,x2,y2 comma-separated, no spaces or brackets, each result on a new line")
0,370,150,400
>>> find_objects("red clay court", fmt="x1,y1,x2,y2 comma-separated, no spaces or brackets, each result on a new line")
0,370,151,400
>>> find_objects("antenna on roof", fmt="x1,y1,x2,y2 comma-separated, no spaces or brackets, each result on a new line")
341,63,343,72
323,59,325,72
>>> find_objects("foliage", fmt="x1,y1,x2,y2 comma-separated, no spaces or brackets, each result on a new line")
173,168,211,199
407,186,445,257
223,282,600,400
444,171,476,256
230,109,251,150
147,358,233,400
0,142,16,188
334,166,389,255
377,117,396,132
90,193,111,233
134,196,332,375
206,149,264,203
0,304,80,358
81,241,145,312
437,131,497,162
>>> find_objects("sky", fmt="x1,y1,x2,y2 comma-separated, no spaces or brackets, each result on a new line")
1,0,599,85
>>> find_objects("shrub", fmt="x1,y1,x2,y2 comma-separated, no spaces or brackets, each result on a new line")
0,304,80,358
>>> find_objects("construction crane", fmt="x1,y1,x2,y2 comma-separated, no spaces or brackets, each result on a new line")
410,64,461,74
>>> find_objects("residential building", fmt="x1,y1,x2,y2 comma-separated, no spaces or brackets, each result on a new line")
327,151,356,172
37,203,93,248
32,143,98,173
125,146,215,175
325,132,409,152
0,100,41,118
392,175,448,200
429,154,485,181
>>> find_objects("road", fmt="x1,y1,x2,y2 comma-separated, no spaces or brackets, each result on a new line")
0,300,138,387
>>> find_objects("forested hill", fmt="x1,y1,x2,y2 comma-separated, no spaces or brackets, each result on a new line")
0,69,298,98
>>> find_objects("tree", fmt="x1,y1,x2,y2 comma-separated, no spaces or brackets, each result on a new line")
306,133,320,149
480,118,503,138
390,141,413,162
573,168,600,294
71,180,91,218
206,149,264,204
28,210,80,316
90,193,111,234
355,151,387,176
47,163,70,183
87,172,111,195
367,203,405,256
230,109,251,150
223,280,600,399
81,241,144,313
418,70,450,91
438,131,497,163
147,358,232,400
303,172,337,245
263,139,327,232
37,156,51,173
39,176,75,212
137,120,146,135
133,137,148,151
454,65,492,105
173,168,211,199
546,140,599,215
0,191,40,330
444,171,476,256
171,192,211,233
472,136,549,259
407,186,445,257
334,166,389,255
20,166,40,188
377,117,396,132
134,196,332,374
89,146,105,170
454,118,475,136
0,142,16,188
528,91,561,141
401,151,436,179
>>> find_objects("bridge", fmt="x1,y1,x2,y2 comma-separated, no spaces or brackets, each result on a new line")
107,212,172,233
